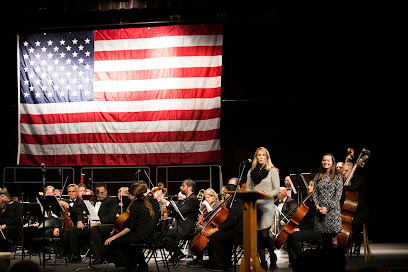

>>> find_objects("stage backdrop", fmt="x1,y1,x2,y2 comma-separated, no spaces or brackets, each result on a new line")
17,24,222,166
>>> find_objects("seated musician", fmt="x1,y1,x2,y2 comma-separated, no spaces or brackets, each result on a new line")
203,183,243,271
342,161,368,255
70,182,118,263
188,188,222,266
274,187,297,222
0,188,23,252
286,180,322,266
55,184,85,260
77,184,87,199
159,179,199,262
104,181,156,272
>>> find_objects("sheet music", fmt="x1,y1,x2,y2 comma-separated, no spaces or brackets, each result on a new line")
169,200,186,221
83,200,100,222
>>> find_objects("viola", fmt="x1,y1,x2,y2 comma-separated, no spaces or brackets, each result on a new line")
58,200,74,231
274,193,312,249
337,148,370,248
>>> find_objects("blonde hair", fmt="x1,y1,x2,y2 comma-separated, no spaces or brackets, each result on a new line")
250,147,275,171
205,188,219,203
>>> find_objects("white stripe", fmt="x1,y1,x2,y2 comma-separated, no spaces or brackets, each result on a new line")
94,55,222,72
20,97,221,115
20,139,221,155
94,77,221,93
21,118,221,135
95,35,223,52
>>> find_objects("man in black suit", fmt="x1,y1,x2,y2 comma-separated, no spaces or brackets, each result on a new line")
70,182,119,262
160,179,199,262
274,187,297,223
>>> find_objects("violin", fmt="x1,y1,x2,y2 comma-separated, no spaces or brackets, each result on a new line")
58,199,74,231
151,182,168,219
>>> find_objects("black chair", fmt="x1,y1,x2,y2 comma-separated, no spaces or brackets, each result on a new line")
31,218,67,268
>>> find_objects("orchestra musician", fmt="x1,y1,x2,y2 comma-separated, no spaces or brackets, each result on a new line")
104,181,156,272
70,183,119,263
188,188,221,266
312,153,343,247
57,184,85,260
286,180,322,266
284,176,298,203
274,187,297,221
159,179,199,262
77,184,87,199
0,189,23,252
246,147,280,271
204,183,243,271
342,161,368,255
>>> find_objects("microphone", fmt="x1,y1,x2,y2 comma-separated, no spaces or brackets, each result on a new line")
41,163,46,173
133,169,141,181
241,159,252,164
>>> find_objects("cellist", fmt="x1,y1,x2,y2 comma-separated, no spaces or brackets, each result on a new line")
104,181,156,272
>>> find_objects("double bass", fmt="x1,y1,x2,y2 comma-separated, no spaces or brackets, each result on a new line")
337,148,370,248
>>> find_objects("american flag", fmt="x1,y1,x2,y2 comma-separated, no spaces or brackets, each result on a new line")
18,24,222,166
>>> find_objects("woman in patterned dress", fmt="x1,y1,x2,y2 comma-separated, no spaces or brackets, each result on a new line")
312,153,343,247
246,147,280,271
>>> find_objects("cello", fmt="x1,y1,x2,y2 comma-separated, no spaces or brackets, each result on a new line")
337,148,370,248
274,188,313,249
189,195,232,254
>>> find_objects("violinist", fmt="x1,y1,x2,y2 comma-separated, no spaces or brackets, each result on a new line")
77,184,87,199
0,188,23,252
104,181,156,272
275,187,297,220
160,179,199,262
71,183,118,263
204,183,243,271
342,162,368,255
286,180,322,266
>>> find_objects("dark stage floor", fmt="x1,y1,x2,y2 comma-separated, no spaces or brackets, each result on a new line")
7,243,408,272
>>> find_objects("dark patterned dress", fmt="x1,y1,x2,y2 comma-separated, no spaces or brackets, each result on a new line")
312,174,343,233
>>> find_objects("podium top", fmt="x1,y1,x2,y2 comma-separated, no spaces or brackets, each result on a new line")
224,190,274,201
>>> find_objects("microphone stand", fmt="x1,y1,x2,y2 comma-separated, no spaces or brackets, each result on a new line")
41,164,46,268
231,161,248,272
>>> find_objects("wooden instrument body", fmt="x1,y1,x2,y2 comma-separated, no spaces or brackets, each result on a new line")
274,202,309,249
62,205,73,231
337,190,358,248
190,204,229,254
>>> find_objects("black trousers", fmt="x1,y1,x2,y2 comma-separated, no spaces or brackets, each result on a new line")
105,234,145,269
90,224,113,260
286,229,322,263
208,229,242,270
69,226,90,254
0,226,20,251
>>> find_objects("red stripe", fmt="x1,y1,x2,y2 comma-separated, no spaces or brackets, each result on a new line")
94,67,222,81
21,129,220,145
95,46,222,61
93,88,221,101
94,24,223,41
20,108,221,125
19,150,221,166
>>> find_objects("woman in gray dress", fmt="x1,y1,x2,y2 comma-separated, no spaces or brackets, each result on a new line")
312,153,343,247
246,147,280,271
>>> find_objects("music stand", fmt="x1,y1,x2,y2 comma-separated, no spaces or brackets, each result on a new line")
22,202,43,259
4,183,43,260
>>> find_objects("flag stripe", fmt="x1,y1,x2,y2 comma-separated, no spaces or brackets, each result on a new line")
20,97,221,115
19,150,221,166
94,55,222,72
21,129,220,145
21,118,220,135
20,139,220,155
94,46,223,61
94,25,223,41
94,67,222,81
93,88,221,102
95,35,223,52
21,108,221,125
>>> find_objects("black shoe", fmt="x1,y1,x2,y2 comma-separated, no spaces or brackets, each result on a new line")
136,264,148,272
69,254,81,262
91,259,104,265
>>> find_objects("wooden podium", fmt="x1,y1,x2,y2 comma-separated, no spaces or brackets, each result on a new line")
225,190,273,272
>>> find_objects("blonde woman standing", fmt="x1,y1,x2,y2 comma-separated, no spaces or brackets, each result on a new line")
246,147,280,271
